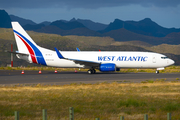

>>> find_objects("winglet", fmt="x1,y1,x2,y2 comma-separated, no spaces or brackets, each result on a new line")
76,47,80,52
54,47,65,59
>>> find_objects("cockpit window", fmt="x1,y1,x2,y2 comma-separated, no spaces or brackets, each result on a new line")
161,57,168,59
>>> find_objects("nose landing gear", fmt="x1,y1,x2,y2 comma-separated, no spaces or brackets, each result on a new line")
156,68,164,74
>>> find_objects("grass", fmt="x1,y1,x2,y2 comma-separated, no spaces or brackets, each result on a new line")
0,66,86,71
1,65,180,73
0,82,180,119
141,78,168,83
119,66,180,73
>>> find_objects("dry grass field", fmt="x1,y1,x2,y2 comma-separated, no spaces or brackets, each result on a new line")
0,81,180,120
1,65,180,73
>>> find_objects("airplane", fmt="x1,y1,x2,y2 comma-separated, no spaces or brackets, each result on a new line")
11,22,175,74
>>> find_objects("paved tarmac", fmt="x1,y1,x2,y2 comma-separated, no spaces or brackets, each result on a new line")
0,70,180,85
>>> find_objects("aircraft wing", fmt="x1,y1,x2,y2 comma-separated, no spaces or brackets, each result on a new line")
68,58,100,67
55,48,100,67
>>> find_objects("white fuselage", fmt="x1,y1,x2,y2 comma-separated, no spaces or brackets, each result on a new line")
39,48,174,69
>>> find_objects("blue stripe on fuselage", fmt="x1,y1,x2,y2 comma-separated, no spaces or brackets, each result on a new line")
14,30,47,65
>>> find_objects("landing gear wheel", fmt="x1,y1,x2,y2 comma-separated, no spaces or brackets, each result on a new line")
92,69,96,74
87,69,96,74
87,70,92,74
156,70,159,74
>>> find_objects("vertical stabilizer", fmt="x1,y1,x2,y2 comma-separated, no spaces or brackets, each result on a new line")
11,22,37,53
11,22,47,65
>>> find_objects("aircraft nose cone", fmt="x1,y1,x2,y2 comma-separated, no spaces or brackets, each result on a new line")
170,59,175,65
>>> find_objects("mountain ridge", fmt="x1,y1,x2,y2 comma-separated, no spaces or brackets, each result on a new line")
50,20,86,30
0,9,180,45
70,18,108,31
100,18,180,37
0,10,11,28
10,15,36,26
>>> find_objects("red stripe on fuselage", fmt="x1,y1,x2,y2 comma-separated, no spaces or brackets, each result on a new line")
16,34,38,64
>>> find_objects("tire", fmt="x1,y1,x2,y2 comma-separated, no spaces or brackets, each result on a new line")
92,69,96,74
87,70,92,74
156,70,159,74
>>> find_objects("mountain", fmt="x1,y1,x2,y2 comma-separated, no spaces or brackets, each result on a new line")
70,18,108,31
101,18,180,37
1,9,180,45
163,32,180,44
21,20,101,36
0,10,11,28
23,24,45,31
50,20,86,30
34,20,101,36
36,25,101,36
39,21,51,26
10,15,36,26
103,28,180,45
25,19,180,45
103,28,161,45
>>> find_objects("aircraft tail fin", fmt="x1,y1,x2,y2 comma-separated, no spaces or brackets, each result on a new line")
11,22,47,65
11,22,38,53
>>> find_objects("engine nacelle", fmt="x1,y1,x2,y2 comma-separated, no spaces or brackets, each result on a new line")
99,63,116,72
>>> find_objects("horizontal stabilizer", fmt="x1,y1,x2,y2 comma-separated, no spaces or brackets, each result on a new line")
6,50,29,56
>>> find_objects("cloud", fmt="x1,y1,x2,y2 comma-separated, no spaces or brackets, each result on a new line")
1,0,180,9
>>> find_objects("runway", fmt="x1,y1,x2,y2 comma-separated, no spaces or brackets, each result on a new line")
0,70,180,85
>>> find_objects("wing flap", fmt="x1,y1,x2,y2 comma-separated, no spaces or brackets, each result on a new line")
68,58,100,67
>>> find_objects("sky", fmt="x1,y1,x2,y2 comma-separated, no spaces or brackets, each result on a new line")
1,0,180,28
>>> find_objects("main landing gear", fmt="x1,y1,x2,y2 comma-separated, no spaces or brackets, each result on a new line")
87,69,96,74
156,70,159,74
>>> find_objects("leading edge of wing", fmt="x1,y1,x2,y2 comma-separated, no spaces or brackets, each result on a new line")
54,47,100,67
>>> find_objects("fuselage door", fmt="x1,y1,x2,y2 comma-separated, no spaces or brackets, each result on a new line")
152,55,156,63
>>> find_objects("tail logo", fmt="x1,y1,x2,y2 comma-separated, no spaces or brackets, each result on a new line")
14,30,46,65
